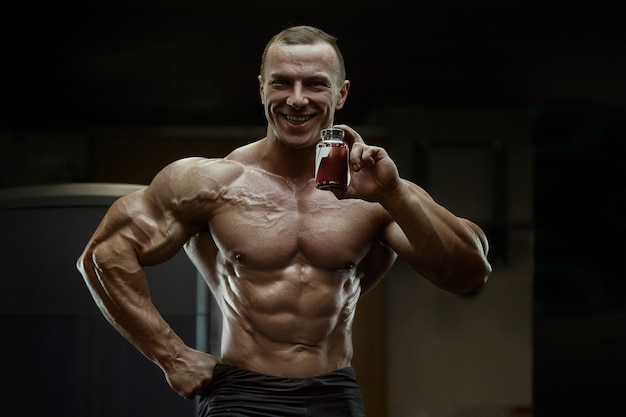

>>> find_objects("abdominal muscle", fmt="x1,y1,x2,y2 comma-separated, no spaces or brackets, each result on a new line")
183,165,382,377
215,258,362,378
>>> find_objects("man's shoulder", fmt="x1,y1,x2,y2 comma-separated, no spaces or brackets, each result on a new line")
145,157,246,204
166,156,245,180
171,138,263,171
224,138,269,163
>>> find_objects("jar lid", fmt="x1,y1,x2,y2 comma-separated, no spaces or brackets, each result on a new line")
320,128,345,138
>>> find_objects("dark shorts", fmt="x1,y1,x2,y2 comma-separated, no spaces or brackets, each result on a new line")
198,364,367,417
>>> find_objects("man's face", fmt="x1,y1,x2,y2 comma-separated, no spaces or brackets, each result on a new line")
258,42,349,149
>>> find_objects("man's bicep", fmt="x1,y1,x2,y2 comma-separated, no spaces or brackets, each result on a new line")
78,192,147,279
381,222,412,261
121,189,195,266
121,156,235,265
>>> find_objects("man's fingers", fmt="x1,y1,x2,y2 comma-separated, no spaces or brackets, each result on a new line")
359,146,379,167
349,142,364,171
350,142,379,171
333,124,364,147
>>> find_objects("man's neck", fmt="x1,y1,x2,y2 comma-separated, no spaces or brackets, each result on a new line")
259,137,317,184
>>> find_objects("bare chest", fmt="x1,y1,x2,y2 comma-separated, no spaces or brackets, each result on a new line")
207,173,384,270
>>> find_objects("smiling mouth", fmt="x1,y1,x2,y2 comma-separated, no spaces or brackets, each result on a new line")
283,114,312,125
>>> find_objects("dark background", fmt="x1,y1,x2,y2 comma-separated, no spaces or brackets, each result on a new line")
3,2,624,128
2,1,626,416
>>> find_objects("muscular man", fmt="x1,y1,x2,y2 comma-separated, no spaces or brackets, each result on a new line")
77,25,491,416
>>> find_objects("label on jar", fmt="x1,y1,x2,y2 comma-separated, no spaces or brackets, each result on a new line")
315,139,349,190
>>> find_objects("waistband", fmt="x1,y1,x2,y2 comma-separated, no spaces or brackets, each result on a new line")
209,363,359,393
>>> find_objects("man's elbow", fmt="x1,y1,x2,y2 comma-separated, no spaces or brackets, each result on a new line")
76,250,88,277
439,251,491,295
455,256,491,295
76,245,105,284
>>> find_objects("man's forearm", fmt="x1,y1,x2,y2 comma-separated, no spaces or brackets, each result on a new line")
77,248,189,373
380,179,491,293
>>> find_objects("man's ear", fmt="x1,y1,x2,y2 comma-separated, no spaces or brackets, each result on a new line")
258,75,265,104
335,80,350,110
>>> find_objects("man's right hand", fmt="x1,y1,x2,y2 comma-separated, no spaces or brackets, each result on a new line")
163,348,220,400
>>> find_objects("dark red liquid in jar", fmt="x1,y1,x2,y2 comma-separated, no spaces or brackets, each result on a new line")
315,140,349,189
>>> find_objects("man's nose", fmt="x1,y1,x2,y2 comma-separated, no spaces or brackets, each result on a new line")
286,85,309,109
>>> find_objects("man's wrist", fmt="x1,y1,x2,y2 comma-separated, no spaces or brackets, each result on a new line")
378,179,407,211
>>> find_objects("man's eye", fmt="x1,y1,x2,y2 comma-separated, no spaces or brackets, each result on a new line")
308,81,328,89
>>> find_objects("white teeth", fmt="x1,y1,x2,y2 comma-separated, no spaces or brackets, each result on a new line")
285,114,311,124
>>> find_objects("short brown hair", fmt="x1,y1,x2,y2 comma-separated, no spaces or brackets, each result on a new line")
260,25,346,86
